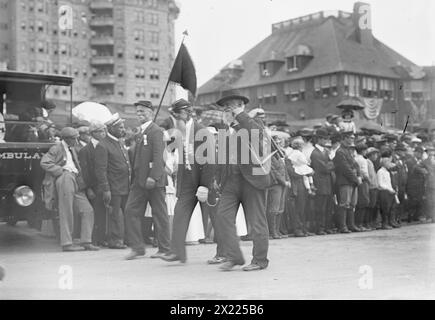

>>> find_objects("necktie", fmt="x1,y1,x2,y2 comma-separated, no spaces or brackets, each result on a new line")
68,146,81,174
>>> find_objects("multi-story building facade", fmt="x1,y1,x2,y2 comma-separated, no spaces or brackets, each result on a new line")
0,0,179,123
197,2,433,130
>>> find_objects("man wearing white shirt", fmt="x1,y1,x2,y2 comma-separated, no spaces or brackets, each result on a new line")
377,150,396,230
41,127,98,252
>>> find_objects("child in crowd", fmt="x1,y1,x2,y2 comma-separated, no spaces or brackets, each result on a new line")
289,137,316,195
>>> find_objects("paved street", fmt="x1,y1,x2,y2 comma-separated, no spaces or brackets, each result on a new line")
1,222,435,300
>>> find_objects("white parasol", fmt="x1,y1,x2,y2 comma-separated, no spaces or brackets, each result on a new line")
72,102,113,124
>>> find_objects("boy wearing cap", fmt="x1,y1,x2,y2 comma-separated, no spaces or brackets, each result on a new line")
377,151,397,230
41,127,98,252
366,148,380,229
124,101,170,260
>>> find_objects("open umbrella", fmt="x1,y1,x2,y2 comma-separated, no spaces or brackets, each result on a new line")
336,97,365,111
72,102,113,124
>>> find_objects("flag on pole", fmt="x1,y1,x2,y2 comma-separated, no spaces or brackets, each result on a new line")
169,43,197,96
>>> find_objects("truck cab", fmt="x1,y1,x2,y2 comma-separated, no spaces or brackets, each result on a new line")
0,71,73,228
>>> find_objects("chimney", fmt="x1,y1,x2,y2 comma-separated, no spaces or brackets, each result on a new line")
353,2,373,46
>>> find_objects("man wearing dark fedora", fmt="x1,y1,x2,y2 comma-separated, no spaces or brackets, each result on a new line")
213,89,272,272
310,128,335,235
159,99,215,264
124,101,171,260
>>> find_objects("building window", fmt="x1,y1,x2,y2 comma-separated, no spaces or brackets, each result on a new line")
260,63,270,77
150,31,159,44
117,66,124,77
150,69,159,80
60,44,67,55
135,68,145,79
150,88,160,99
37,41,45,53
148,0,158,8
284,80,306,102
53,43,58,55
404,80,428,101
257,85,277,105
117,48,123,58
37,21,44,32
286,56,298,72
380,79,395,101
344,74,361,97
148,13,158,25
149,50,159,62
362,76,378,98
21,22,26,30
314,74,338,98
136,87,146,98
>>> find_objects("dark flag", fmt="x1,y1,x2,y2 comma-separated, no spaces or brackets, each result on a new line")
169,43,197,97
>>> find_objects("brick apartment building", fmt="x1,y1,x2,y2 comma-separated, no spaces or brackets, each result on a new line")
0,0,179,124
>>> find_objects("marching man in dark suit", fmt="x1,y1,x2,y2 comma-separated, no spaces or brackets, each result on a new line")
160,99,215,263
213,90,272,272
94,114,131,249
310,128,335,235
124,101,171,260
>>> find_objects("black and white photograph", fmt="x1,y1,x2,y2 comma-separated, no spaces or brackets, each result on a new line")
0,0,435,302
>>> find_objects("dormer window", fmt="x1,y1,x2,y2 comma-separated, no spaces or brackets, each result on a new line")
287,56,298,72
260,63,270,77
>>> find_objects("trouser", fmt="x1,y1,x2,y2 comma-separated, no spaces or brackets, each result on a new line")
338,185,358,230
202,204,226,258
107,195,128,245
314,194,331,233
407,196,424,221
216,174,269,268
379,190,394,226
170,182,208,262
266,184,285,236
125,183,170,253
425,191,435,221
290,181,308,234
90,194,106,244
368,189,379,227
284,192,296,234
56,171,94,247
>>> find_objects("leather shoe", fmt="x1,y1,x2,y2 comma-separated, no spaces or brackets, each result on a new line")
242,263,264,272
219,261,244,271
316,231,327,236
207,256,227,265
125,250,145,260
83,244,100,251
108,243,127,249
160,253,186,263
305,232,315,237
62,245,85,252
151,251,170,259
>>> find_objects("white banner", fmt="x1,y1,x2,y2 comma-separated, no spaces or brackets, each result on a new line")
362,98,383,120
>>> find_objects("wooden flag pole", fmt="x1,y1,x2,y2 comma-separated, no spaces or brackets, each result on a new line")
153,31,188,122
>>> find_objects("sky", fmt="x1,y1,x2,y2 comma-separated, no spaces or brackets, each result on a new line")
173,0,435,96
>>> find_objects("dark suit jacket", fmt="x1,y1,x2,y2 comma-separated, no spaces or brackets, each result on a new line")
406,157,428,197
130,122,167,188
175,120,214,197
333,146,360,187
94,136,131,196
238,112,272,190
78,142,98,192
310,147,334,195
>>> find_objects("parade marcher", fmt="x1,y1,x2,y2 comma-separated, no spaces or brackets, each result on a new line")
366,147,380,229
310,128,335,235
213,90,272,272
40,127,99,252
78,121,107,247
159,99,215,264
406,146,428,223
333,131,362,233
377,150,397,230
124,101,171,260
354,143,370,231
94,114,131,249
